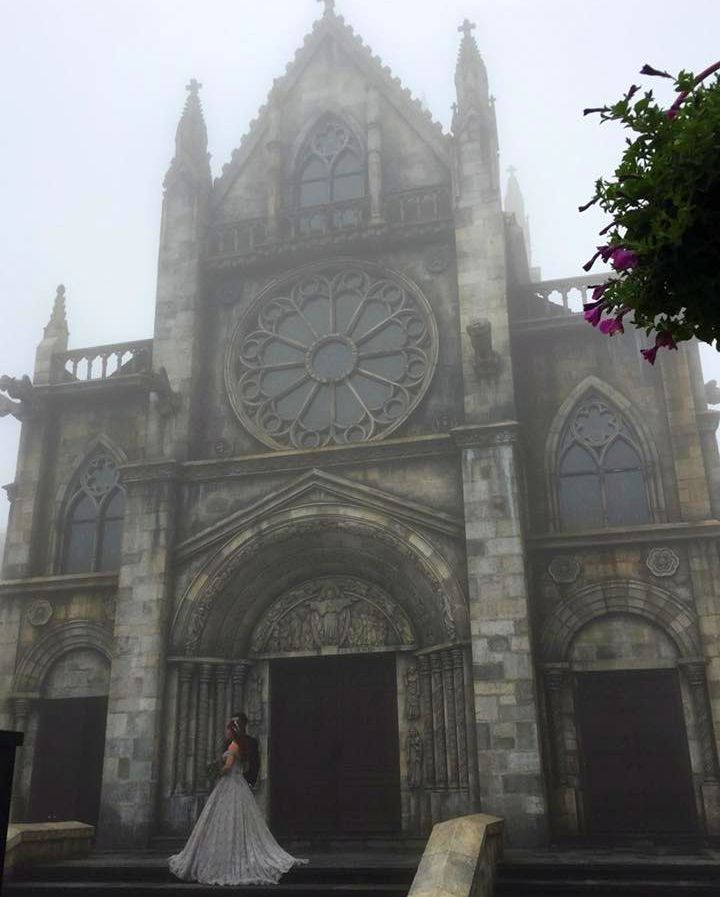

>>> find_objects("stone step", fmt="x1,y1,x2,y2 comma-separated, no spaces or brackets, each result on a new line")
5,884,409,897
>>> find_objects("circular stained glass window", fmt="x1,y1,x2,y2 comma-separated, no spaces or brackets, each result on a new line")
225,262,438,449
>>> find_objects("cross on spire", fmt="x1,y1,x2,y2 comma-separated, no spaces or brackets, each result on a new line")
458,18,476,39
186,78,202,96
317,0,336,15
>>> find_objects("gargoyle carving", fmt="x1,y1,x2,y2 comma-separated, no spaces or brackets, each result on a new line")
149,366,182,417
466,318,501,377
0,375,35,420
705,380,720,406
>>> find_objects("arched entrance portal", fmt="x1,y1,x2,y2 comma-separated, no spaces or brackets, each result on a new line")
164,507,477,837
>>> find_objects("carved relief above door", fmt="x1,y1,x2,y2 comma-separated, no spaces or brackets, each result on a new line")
250,575,416,656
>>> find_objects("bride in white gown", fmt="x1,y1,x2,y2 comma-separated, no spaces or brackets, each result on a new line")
169,714,307,885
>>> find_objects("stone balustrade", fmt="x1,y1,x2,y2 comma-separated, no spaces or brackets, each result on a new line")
519,273,606,317
207,184,452,261
53,340,153,383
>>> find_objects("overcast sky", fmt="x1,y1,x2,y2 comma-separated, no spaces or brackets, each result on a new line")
1,0,719,531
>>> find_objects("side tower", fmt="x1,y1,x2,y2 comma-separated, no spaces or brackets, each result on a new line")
451,20,548,844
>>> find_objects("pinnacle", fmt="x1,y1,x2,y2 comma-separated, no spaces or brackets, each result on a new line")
45,283,68,336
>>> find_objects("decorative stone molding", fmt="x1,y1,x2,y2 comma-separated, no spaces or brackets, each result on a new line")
432,410,457,433
540,579,701,662
118,460,179,485
250,576,415,655
245,670,264,727
12,620,113,695
681,660,720,781
548,556,581,585
697,410,720,434
26,600,53,627
3,481,18,503
104,596,116,623
424,245,451,274
451,422,519,449
179,509,467,654
0,572,118,599
213,439,229,456
646,547,680,578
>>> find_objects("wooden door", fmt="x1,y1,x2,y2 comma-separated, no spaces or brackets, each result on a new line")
576,670,697,837
270,654,401,835
29,696,108,826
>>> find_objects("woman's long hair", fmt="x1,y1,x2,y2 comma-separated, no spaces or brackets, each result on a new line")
223,714,249,756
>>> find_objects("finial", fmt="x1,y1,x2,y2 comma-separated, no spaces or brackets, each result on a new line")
45,283,68,336
186,78,202,96
507,165,517,176
317,0,336,15
458,18,476,39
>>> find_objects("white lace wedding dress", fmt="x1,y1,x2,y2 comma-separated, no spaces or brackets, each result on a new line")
168,751,307,885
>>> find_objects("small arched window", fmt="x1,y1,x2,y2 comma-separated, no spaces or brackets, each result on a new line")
557,394,651,529
298,117,365,208
62,454,126,573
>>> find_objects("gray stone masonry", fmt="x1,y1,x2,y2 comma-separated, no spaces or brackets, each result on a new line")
97,462,177,848
454,423,548,846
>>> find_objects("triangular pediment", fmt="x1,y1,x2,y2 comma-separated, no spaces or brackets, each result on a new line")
176,468,464,562
212,10,450,209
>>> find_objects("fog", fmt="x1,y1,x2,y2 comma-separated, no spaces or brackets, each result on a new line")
1,0,718,529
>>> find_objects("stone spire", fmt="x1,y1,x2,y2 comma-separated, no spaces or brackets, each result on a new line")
454,18,490,117
35,284,69,384
44,284,69,338
316,0,336,16
505,167,531,263
164,79,211,189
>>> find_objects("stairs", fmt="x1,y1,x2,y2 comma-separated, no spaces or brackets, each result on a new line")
495,852,720,896
4,850,419,897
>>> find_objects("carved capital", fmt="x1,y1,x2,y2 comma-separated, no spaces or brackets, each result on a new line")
198,663,214,684
178,662,195,684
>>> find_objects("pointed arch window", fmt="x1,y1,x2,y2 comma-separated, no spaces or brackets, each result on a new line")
298,117,365,208
557,394,651,529
62,454,126,573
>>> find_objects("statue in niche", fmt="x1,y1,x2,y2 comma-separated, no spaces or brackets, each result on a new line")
404,664,420,720
407,728,423,789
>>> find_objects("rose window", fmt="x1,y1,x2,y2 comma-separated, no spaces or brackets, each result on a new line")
225,263,438,449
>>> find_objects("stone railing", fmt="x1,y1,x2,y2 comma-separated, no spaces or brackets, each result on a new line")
407,814,504,897
53,339,153,383
207,185,453,260
521,273,605,316
385,184,452,227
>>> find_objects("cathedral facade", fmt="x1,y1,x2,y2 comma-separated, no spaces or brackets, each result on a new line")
2,6,720,850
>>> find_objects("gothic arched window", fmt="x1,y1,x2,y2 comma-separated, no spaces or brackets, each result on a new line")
298,118,365,208
557,394,651,529
62,454,126,573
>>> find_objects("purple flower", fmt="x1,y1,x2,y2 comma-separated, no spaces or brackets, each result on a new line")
583,301,607,327
598,306,631,336
583,245,614,272
610,248,639,271
640,64,672,79
590,283,609,303
641,330,678,364
666,107,679,120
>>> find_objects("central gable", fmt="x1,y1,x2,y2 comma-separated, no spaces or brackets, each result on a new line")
212,11,450,221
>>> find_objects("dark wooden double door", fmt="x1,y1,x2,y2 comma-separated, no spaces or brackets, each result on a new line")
29,696,108,827
270,654,401,835
576,670,697,837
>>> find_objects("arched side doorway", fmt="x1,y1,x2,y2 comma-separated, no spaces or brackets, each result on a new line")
161,508,477,837
11,621,112,827
539,580,719,841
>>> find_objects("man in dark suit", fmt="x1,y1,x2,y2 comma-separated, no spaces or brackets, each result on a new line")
231,711,260,789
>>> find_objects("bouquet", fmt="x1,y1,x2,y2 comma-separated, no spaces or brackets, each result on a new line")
205,757,223,785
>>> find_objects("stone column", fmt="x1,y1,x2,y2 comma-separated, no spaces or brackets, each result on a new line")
418,655,435,792
442,651,459,788
367,86,383,224
215,664,231,742
430,653,447,789
195,663,213,792
452,646,469,788
9,698,30,820
684,661,720,835
231,662,250,716
174,663,193,793
453,424,548,846
97,460,177,848
186,669,199,793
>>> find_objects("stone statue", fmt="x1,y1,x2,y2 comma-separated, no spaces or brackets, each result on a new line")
466,318,500,377
407,728,423,789
404,664,420,720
